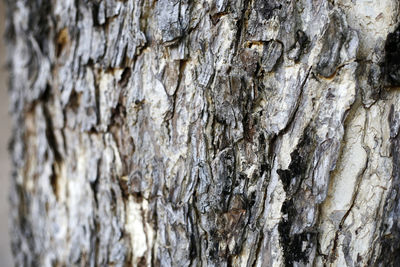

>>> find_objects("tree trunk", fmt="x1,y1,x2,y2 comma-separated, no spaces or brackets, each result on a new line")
6,0,400,266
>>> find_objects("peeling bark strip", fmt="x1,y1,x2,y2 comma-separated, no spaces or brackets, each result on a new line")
6,0,400,266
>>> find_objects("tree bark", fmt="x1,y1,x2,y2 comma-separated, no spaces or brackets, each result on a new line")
6,0,400,266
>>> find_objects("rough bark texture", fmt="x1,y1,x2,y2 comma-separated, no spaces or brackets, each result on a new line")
6,0,400,266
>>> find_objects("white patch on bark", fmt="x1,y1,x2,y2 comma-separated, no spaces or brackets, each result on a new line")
126,197,151,262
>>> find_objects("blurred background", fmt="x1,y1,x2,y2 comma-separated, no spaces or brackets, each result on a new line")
0,1,13,266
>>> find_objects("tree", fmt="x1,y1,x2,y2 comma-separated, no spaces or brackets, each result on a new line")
6,0,400,266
